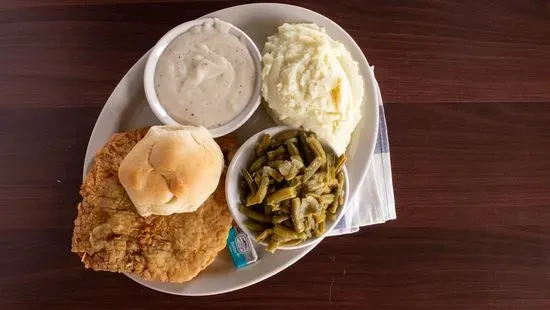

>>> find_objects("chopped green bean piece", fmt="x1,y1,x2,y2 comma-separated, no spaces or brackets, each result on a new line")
266,187,297,205
304,179,325,192
242,169,257,193
333,185,343,199
291,157,305,169
303,215,315,232
290,154,304,165
306,136,326,167
280,239,303,247
326,153,336,184
286,138,301,157
291,197,305,233
303,157,323,182
288,175,303,189
267,185,277,194
240,205,272,223
303,196,321,216
280,201,291,214
267,159,284,169
277,160,292,177
273,224,307,242
338,191,344,205
277,159,303,181
249,155,267,172
298,131,314,165
264,202,272,215
245,220,268,232
255,228,274,242
306,130,318,139
246,176,269,206
282,219,294,228
328,198,339,214
253,174,262,187
255,134,272,156
337,171,345,188
272,214,290,224
287,137,298,144
271,130,298,147
267,145,286,160
262,166,284,182
313,212,326,223
305,192,322,199
266,240,280,253
335,154,347,173
321,194,335,205
314,221,325,237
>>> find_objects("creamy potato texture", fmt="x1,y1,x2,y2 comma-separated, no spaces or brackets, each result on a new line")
261,23,364,155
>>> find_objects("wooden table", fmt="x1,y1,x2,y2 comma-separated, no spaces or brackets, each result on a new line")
2,1,549,309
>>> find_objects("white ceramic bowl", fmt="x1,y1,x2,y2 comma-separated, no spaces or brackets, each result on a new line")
143,18,262,137
226,125,350,250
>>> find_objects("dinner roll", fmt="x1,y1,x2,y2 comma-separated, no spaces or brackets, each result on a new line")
118,125,224,216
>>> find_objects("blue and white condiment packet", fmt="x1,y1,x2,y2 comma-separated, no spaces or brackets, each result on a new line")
227,226,258,268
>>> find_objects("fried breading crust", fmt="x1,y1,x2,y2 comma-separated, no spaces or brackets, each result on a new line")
71,128,238,283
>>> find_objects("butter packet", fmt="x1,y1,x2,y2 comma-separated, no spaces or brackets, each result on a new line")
227,226,258,268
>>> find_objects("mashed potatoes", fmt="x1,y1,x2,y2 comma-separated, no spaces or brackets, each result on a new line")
261,23,364,155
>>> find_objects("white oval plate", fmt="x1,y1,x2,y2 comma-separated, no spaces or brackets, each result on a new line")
82,3,379,296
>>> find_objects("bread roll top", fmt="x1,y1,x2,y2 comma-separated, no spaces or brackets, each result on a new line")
118,125,224,216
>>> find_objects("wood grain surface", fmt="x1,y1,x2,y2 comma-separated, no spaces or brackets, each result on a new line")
1,1,549,309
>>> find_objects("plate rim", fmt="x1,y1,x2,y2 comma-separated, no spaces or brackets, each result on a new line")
82,2,379,296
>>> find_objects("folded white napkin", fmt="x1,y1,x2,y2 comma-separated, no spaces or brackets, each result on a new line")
329,68,396,236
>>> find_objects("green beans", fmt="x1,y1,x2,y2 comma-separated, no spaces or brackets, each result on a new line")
286,138,301,157
303,157,323,182
298,131,314,165
321,194,335,205
304,178,325,192
245,220,268,232
262,166,283,182
267,145,287,160
279,200,291,214
291,197,305,233
240,205,272,223
271,130,298,147
280,239,303,247
313,212,326,224
326,153,336,184
337,171,345,188
255,228,273,242
246,176,269,206
272,214,289,224
314,221,325,237
302,196,321,216
278,158,303,181
306,136,326,167
242,169,257,193
273,224,307,242
267,159,284,169
266,240,280,253
335,154,347,174
267,187,297,206
239,129,347,253
249,155,267,172
255,134,272,156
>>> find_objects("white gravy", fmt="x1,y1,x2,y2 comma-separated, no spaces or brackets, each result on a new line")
155,19,255,128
